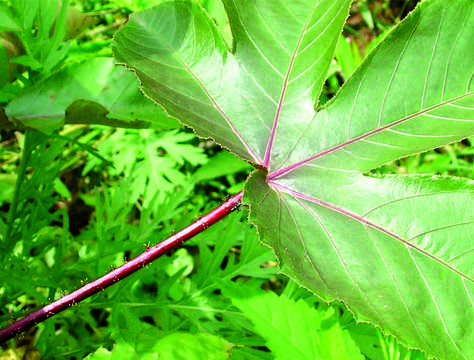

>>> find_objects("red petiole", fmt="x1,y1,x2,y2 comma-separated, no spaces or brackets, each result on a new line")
0,191,243,343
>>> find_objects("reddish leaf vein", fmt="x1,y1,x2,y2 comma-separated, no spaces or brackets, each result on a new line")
268,181,473,282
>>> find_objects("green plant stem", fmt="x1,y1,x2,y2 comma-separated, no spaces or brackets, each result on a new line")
3,131,32,252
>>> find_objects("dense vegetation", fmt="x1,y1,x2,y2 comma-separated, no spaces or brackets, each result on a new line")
0,0,472,359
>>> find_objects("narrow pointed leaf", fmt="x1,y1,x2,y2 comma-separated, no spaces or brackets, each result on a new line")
112,0,474,358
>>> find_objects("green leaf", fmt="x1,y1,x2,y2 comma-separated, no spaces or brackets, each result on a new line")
222,283,364,360
0,3,21,32
335,35,358,79
90,305,233,360
7,0,70,74
113,0,352,165
192,151,251,183
113,0,474,358
246,170,473,359
271,1,473,173
5,58,177,132
358,1,374,30
147,332,232,360
0,173,16,203
155,130,209,166
82,128,207,207
0,38,10,89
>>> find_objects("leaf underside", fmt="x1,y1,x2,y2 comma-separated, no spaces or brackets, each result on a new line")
222,282,365,360
112,1,474,359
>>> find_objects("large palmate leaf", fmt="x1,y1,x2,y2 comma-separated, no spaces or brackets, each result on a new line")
4,58,176,133
113,0,474,359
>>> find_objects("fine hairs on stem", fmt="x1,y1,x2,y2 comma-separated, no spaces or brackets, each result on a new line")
0,192,243,343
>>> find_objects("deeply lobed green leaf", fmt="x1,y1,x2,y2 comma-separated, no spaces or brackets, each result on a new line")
222,282,364,360
112,0,474,358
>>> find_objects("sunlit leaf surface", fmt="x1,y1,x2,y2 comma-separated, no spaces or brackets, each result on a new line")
113,1,474,358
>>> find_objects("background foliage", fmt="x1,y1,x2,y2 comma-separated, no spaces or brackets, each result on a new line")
0,0,471,359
